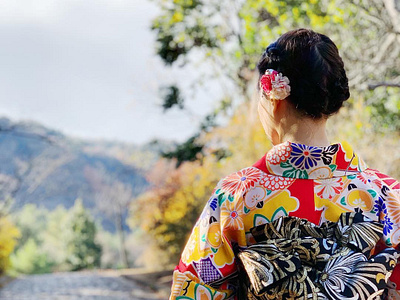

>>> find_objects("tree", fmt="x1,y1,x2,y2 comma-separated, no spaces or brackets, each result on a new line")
0,216,20,274
10,204,57,274
85,165,137,269
96,181,132,269
10,204,48,252
10,202,103,274
66,199,102,271
131,159,218,262
11,238,54,275
152,0,400,162
42,205,73,270
131,104,270,264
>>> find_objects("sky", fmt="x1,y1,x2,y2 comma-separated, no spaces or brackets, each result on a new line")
0,0,218,145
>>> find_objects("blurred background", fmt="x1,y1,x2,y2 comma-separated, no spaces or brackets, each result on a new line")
0,0,399,298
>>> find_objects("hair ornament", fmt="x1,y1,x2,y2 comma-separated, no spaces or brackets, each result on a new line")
260,69,291,100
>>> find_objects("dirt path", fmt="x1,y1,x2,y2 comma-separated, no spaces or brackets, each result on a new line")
0,271,165,300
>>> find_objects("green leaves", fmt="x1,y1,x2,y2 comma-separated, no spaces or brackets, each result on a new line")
280,161,292,169
368,189,377,198
280,161,308,179
162,135,204,167
10,201,102,274
282,168,308,179
153,32,188,65
329,164,337,172
161,85,185,111
217,193,225,206
153,0,400,167
67,199,102,271
151,0,219,65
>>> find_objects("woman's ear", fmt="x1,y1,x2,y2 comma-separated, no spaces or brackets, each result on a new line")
271,98,282,115
272,98,292,120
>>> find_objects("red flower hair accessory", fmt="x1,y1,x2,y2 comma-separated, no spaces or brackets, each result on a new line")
260,69,291,100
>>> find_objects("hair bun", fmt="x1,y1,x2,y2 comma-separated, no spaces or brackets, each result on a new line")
257,29,350,118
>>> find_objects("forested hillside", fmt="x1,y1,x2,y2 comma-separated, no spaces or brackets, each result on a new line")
0,117,155,231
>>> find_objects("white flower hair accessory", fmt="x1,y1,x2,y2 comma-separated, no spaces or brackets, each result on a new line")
260,69,291,100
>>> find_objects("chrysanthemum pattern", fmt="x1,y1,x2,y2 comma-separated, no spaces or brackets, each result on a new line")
385,190,400,226
259,175,295,191
221,200,244,230
314,177,344,199
289,143,322,170
220,167,262,195
266,141,292,165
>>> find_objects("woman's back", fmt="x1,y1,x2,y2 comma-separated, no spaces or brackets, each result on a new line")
171,141,400,299
169,29,400,299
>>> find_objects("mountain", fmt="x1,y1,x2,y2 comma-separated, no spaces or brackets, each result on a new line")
0,117,160,231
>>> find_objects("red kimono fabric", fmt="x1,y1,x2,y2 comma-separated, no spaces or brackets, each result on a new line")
170,141,400,299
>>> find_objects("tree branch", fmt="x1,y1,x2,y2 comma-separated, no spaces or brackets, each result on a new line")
368,82,400,90
383,0,400,32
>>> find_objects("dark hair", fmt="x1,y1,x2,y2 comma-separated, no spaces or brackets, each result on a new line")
257,28,350,118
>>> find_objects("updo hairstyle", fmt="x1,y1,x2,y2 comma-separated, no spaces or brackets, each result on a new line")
257,28,350,118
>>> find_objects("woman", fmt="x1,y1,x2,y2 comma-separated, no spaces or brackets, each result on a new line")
169,29,400,299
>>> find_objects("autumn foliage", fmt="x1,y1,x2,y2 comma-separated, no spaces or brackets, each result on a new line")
0,217,20,274
133,0,400,266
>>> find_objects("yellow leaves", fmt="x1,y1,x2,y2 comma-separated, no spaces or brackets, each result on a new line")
278,14,288,23
172,11,184,23
176,32,186,43
308,14,326,29
212,102,271,169
355,120,363,130
0,217,20,273
244,23,253,33
269,6,279,16
173,0,194,6
130,157,222,259
164,188,194,223
240,0,353,61
332,14,344,24
131,101,274,262
292,7,300,18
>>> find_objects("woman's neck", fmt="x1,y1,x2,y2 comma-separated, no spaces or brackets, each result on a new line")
278,116,330,147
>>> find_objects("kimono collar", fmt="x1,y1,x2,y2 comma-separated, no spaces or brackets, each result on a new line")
254,141,367,179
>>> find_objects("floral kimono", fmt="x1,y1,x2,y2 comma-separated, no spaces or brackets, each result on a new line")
170,142,400,299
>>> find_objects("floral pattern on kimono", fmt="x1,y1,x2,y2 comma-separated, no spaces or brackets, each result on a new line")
170,142,400,300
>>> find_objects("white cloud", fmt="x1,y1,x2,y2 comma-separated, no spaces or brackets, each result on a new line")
0,0,65,24
0,0,220,144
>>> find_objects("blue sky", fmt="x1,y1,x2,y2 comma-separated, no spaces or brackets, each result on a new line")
0,0,219,144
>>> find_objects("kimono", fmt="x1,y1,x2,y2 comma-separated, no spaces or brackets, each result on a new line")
170,141,400,299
